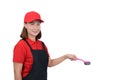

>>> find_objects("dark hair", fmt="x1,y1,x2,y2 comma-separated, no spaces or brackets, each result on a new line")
20,26,42,40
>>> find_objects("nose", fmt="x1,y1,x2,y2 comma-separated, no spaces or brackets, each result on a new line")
34,25,40,29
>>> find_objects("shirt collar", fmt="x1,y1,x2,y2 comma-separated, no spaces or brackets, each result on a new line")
26,38,38,45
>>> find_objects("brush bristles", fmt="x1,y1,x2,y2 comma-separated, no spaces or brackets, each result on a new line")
84,61,91,65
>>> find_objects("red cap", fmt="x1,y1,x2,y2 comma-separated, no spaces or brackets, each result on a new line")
24,11,44,23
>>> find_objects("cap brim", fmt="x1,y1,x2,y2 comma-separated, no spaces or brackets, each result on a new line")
27,19,44,23
39,19,44,23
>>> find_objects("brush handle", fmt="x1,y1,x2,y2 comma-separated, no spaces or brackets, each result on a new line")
76,58,91,65
76,58,85,62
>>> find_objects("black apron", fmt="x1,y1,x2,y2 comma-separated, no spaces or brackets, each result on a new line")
23,40,48,80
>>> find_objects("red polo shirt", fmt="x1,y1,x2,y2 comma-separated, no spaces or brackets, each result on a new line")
13,38,49,78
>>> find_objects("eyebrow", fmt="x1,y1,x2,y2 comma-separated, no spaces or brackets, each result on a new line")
29,21,41,23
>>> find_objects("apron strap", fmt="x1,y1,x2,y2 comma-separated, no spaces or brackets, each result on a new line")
41,41,47,53
22,39,33,51
41,41,45,49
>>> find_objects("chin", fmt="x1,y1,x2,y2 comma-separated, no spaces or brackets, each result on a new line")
32,33,39,36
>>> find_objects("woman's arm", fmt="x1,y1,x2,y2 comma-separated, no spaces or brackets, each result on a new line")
48,54,77,67
13,62,23,80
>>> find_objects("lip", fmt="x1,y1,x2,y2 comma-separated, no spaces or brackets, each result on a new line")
32,30,38,32
32,31,39,33
32,31,37,32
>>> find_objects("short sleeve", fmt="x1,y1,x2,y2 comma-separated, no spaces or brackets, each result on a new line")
13,42,26,63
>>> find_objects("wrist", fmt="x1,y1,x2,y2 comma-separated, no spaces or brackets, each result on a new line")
63,54,68,59
64,54,68,59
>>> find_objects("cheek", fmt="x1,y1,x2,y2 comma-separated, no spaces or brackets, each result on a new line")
27,27,32,31
26,27,33,33
37,27,41,31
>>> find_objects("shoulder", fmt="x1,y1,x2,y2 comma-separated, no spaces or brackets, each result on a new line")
14,39,27,50
37,39,45,45
37,40,48,48
15,39,26,46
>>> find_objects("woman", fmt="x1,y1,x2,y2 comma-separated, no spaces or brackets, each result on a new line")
13,11,77,80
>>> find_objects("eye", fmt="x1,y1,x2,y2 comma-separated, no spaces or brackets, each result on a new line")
36,23,40,26
30,22,34,25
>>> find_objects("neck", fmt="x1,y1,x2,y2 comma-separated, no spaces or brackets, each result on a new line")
28,35,36,41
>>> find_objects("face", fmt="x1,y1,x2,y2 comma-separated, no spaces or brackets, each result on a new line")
24,20,41,38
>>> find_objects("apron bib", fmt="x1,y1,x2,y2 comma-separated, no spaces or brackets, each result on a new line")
23,40,48,80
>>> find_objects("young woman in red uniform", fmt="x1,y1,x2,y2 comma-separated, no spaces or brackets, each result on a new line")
13,11,77,80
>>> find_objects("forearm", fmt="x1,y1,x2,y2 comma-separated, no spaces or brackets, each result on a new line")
14,62,23,80
48,55,67,67
14,73,22,80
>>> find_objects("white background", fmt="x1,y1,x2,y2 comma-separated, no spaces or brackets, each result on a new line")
0,0,120,80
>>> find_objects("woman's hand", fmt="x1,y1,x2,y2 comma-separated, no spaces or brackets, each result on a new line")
48,54,77,67
64,54,77,60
